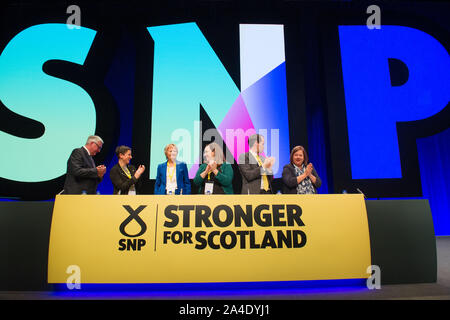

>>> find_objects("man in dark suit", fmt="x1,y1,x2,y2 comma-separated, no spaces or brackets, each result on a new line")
62,135,106,194
238,134,275,194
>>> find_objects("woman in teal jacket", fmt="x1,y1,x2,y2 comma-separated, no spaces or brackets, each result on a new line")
194,142,234,194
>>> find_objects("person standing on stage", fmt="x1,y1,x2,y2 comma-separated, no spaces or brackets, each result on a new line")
154,144,191,195
193,142,234,194
109,145,145,195
238,133,275,194
62,135,106,194
281,145,321,194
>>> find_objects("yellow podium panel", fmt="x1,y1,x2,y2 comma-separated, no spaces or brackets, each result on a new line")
48,194,371,283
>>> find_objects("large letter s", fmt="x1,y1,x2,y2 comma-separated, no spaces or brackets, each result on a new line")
0,23,96,182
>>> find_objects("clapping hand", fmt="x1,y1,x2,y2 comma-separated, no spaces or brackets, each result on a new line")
209,160,218,172
97,165,106,178
263,157,275,169
305,163,314,176
135,165,146,179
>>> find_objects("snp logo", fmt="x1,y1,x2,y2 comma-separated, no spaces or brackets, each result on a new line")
118,205,147,251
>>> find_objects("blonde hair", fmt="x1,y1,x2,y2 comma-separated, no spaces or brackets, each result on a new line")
164,144,178,160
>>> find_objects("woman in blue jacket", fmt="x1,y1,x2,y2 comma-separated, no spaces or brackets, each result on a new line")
154,144,191,195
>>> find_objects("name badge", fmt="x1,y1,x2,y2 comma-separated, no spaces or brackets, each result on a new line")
204,182,214,195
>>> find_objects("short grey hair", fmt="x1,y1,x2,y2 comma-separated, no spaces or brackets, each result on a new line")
86,135,104,145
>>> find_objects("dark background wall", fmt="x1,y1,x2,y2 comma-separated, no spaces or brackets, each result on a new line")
0,0,448,234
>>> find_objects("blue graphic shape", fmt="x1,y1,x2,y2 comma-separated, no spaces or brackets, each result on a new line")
417,127,450,236
241,62,290,177
339,26,450,179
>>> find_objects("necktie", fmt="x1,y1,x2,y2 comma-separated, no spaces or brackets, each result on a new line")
256,155,270,191
89,156,95,168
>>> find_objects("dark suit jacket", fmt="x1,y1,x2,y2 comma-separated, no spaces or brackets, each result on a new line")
109,163,141,195
281,163,322,194
238,152,274,194
154,161,191,195
62,147,101,194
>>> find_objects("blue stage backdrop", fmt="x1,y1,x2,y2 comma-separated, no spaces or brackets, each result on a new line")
417,128,450,236
0,1,449,235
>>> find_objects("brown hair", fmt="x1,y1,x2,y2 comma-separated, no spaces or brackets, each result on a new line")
115,145,131,158
248,133,263,148
290,145,309,166
205,142,224,165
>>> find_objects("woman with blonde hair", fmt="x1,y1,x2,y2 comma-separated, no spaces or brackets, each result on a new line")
154,143,191,195
193,142,234,194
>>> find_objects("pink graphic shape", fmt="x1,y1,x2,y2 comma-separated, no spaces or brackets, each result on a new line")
218,93,257,162
188,93,257,178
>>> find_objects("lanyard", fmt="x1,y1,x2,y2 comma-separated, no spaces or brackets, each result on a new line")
121,166,131,179
167,161,176,182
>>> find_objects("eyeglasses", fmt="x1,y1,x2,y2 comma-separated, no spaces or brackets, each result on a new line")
93,142,103,150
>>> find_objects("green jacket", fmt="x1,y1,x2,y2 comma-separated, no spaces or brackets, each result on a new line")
193,162,234,194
